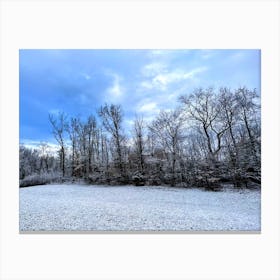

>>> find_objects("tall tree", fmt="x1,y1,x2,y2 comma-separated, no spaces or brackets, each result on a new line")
98,104,125,176
67,117,80,177
85,115,97,177
133,116,146,174
179,88,230,162
149,109,185,186
49,112,67,177
235,87,261,166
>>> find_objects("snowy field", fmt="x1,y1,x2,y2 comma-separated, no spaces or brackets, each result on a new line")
19,184,261,232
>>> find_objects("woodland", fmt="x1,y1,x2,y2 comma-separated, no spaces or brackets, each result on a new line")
19,86,261,191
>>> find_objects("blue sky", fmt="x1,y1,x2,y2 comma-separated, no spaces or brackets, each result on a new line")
20,49,260,146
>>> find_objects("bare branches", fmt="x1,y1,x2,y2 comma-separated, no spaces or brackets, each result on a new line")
24,86,260,189
49,112,67,176
98,104,125,176
149,108,186,186
133,116,146,173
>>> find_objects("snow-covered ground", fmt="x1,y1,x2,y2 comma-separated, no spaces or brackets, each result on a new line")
19,184,261,231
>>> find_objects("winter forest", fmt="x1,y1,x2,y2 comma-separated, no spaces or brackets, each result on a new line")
20,86,261,191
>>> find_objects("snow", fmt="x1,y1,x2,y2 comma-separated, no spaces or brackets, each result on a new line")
19,184,261,231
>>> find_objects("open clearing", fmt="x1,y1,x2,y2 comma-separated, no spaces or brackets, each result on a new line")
19,184,261,231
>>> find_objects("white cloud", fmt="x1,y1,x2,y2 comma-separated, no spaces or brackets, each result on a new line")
138,102,159,113
140,81,154,89
109,77,122,97
157,67,207,84
141,66,208,91
105,72,125,102
142,62,167,77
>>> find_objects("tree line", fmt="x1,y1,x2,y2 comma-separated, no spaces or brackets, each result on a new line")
20,86,261,190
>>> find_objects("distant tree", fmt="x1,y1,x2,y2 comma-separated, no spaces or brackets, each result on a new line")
19,145,36,179
19,145,58,180
38,142,52,173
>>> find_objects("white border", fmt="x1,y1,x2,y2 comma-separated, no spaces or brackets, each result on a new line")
1,0,279,279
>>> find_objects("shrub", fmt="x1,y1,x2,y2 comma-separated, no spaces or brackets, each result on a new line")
19,173,61,188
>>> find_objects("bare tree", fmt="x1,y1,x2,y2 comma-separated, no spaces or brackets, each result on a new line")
22,86,260,189
149,109,185,186
19,146,40,179
235,87,260,165
67,117,80,177
179,88,230,162
133,116,146,174
100,129,110,175
38,142,52,173
49,112,67,177
98,104,125,176
85,115,97,177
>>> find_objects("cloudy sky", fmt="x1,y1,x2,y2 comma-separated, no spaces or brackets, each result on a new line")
20,49,260,146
